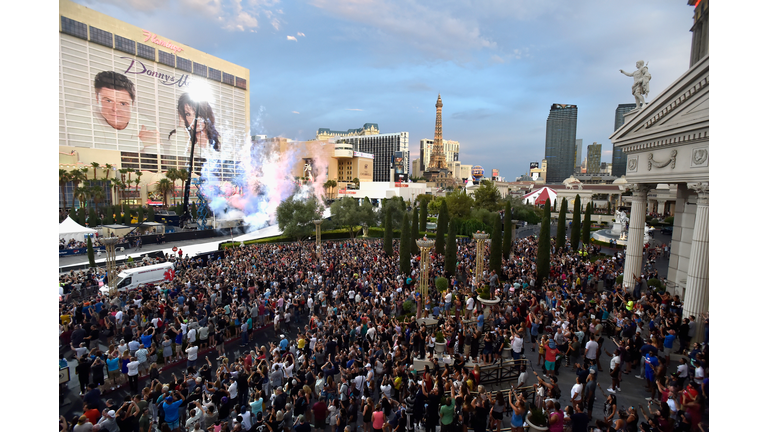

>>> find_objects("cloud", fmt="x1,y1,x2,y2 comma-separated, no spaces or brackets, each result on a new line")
173,0,283,32
309,0,496,61
345,108,363,111
292,111,300,114
84,0,172,11
297,32,306,37
287,35,297,41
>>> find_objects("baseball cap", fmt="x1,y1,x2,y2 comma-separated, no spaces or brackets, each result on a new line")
107,410,116,418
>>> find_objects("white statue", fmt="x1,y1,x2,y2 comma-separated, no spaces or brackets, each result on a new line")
620,60,652,109
565,183,574,190
644,224,654,244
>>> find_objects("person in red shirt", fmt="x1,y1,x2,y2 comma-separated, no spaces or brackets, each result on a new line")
542,338,561,378
312,399,327,432
83,402,101,425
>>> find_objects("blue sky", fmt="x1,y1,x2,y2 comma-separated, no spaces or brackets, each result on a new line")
76,0,696,180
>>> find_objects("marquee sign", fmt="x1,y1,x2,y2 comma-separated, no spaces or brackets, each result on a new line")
142,30,184,54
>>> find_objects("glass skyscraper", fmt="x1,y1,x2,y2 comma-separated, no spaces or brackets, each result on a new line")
612,103,636,177
544,104,578,184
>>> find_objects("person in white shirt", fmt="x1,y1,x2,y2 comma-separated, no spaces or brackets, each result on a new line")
126,356,141,393
584,335,599,363
466,296,475,319
606,349,622,393
186,345,198,368
676,358,689,385
570,376,583,406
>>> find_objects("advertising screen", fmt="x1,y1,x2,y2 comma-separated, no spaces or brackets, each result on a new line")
530,162,539,170
392,151,406,182
59,33,248,167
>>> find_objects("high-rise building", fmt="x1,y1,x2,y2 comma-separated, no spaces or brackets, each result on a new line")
544,104,578,184
335,132,409,182
587,142,602,174
316,123,379,140
419,138,459,172
574,139,583,173
612,103,636,177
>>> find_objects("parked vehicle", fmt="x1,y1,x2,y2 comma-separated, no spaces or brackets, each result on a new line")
99,262,175,295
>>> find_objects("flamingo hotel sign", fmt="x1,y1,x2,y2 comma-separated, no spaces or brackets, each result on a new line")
142,30,184,54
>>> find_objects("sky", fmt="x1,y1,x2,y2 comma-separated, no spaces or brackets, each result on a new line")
73,0,695,181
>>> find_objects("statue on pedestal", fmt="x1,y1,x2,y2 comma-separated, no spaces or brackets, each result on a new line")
620,60,652,109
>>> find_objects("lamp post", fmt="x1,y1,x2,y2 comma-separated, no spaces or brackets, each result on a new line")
313,220,323,260
415,236,435,319
102,236,119,297
473,231,490,295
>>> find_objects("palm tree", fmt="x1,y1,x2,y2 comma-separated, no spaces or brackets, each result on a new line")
352,178,360,189
126,168,135,184
329,180,337,199
59,169,72,209
177,168,189,198
74,186,89,208
103,163,113,180
89,185,106,209
155,178,174,207
166,168,179,204
70,168,88,194
90,162,100,181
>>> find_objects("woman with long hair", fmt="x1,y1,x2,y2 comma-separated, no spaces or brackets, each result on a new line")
176,92,220,152
362,397,374,432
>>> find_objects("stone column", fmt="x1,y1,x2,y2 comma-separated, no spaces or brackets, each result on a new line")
622,184,650,290
509,220,518,259
682,182,708,344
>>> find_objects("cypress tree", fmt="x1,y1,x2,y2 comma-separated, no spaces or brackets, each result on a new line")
411,207,420,253
399,212,411,274
383,206,394,256
582,202,592,248
87,236,96,268
445,218,457,276
103,206,114,225
556,199,568,251
88,207,100,227
78,207,87,226
146,206,155,223
570,195,581,250
536,198,551,288
502,200,512,259
69,206,77,221
435,200,448,255
419,197,428,231
137,206,145,224
489,215,502,277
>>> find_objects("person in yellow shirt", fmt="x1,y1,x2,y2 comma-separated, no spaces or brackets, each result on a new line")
297,334,306,351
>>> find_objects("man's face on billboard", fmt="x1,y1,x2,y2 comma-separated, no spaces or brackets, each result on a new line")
97,87,133,130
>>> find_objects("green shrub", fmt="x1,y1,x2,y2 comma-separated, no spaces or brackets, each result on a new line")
435,331,445,343
616,275,624,286
402,300,416,314
435,277,449,292
478,285,491,300
528,407,548,428
664,216,674,224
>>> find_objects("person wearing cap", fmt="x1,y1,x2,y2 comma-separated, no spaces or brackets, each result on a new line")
162,391,186,430
97,408,119,432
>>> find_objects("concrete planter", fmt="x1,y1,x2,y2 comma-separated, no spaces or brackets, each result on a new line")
526,411,549,431
434,342,446,354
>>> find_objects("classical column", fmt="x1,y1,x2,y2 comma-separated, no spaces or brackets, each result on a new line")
622,184,650,290
415,237,435,319
313,220,323,260
473,231,490,291
682,182,708,343
509,220,518,259
102,237,119,297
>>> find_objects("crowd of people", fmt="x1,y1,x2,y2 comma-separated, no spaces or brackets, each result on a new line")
62,237,105,250
59,226,709,432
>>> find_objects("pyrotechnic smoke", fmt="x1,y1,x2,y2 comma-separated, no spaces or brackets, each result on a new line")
195,106,326,232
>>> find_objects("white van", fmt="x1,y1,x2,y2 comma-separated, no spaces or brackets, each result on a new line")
99,262,175,295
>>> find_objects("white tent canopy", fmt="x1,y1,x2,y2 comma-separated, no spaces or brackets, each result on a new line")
59,216,98,242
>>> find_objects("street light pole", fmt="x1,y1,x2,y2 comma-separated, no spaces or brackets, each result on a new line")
473,231,490,297
415,236,435,319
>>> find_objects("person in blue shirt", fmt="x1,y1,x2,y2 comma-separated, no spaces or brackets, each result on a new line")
477,312,484,331
662,329,676,365
643,351,659,394
162,392,186,430
279,335,289,352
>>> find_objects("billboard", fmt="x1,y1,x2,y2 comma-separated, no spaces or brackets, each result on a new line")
530,162,539,170
59,33,248,164
392,151,406,182
492,169,499,179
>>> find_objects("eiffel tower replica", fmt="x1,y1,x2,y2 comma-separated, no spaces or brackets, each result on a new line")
424,94,451,186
